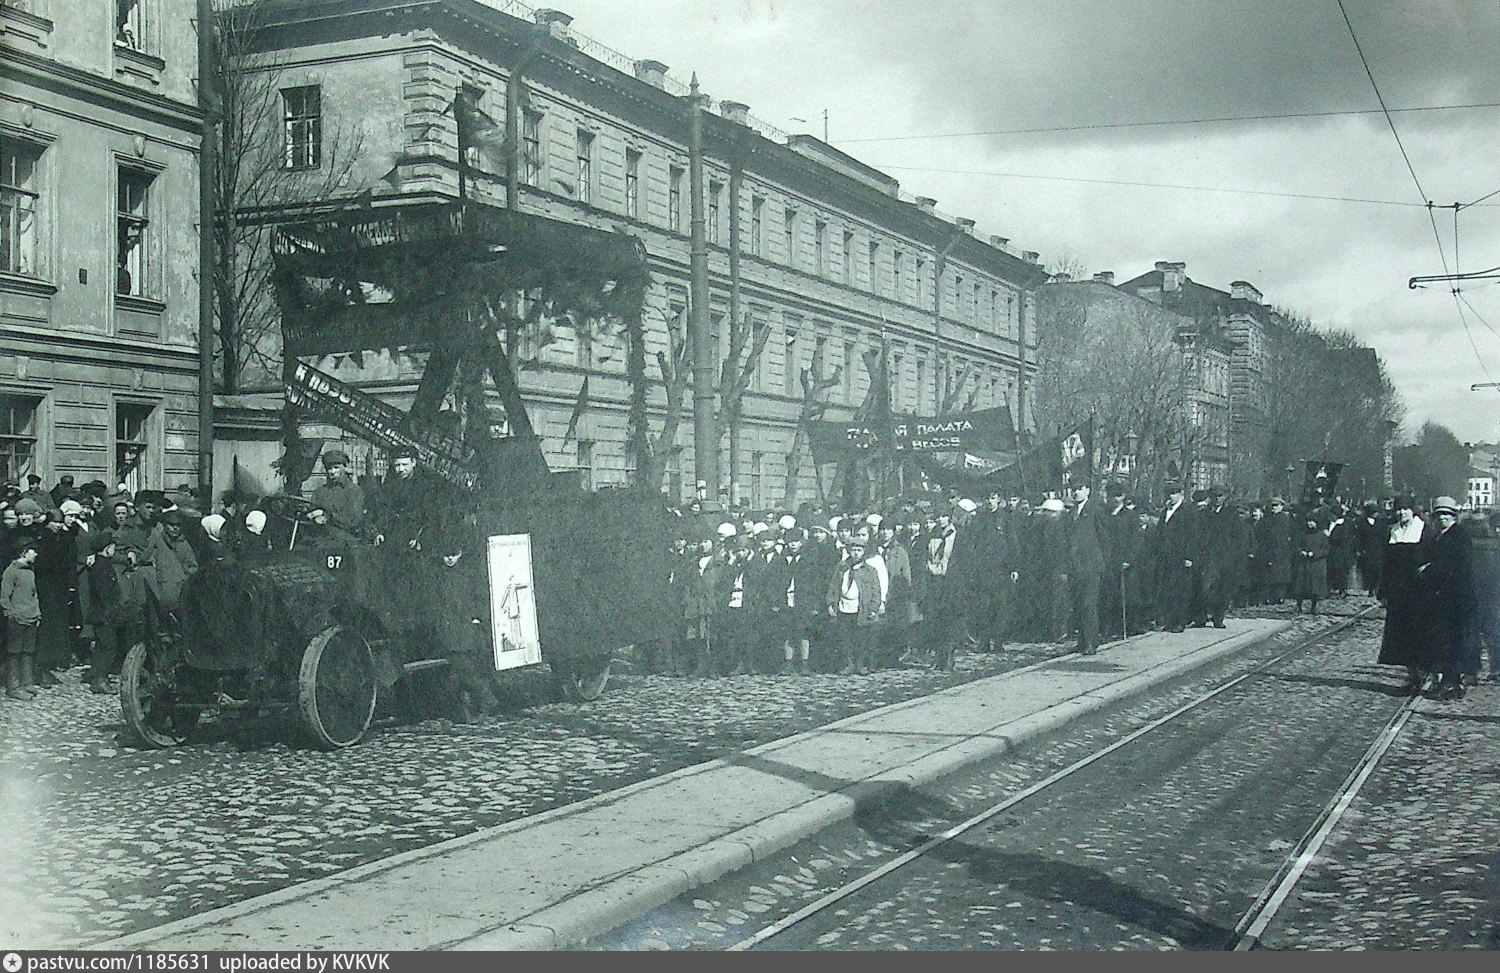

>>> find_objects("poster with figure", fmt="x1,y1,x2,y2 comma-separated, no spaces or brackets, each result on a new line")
486,533,542,672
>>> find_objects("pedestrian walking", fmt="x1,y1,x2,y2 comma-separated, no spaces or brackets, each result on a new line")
1421,497,1476,700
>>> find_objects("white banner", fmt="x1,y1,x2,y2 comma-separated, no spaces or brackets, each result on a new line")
486,533,543,672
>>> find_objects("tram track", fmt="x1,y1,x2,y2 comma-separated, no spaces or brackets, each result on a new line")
728,605,1397,951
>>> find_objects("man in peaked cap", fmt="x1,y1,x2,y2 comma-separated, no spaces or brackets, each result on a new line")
313,448,367,534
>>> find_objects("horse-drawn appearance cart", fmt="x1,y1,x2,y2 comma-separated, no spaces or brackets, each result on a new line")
120,201,673,749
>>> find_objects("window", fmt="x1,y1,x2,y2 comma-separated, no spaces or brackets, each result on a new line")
0,395,38,484
868,240,881,295
842,229,854,283
116,166,154,298
973,282,982,323
892,250,904,302
783,207,798,267
1006,292,1016,335
708,179,722,245
953,273,964,320
669,167,684,232
783,323,800,397
916,357,927,412
915,256,927,305
843,338,855,402
750,196,764,256
748,451,764,508
576,440,594,491
115,401,154,494
116,0,144,50
281,86,322,170
814,219,828,276
891,352,903,410
522,110,544,187
990,287,1000,331
624,149,641,219
575,129,594,203
1,139,41,277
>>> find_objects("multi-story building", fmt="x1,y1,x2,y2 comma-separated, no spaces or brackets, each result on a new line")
1118,261,1268,490
1,0,204,492
229,0,1047,506
1037,272,1232,490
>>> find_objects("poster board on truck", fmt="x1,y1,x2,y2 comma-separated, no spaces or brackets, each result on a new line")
486,533,543,672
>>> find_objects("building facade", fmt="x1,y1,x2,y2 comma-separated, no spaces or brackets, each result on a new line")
1118,261,1268,492
1,0,204,493
1037,274,1232,491
232,0,1047,506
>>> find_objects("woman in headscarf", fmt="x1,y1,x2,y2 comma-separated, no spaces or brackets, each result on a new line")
1376,495,1437,693
1291,509,1330,614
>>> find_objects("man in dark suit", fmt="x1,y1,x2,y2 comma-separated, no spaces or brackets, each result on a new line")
1067,482,1109,654
1153,481,1199,632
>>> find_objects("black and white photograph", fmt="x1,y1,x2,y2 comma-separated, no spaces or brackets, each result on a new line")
1,0,1498,953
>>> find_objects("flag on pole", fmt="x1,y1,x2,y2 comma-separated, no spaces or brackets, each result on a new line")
456,90,510,171
562,374,590,444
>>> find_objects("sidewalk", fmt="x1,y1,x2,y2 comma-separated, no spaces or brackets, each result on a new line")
99,618,1291,951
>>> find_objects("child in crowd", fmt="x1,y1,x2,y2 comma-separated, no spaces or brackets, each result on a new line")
2,541,42,699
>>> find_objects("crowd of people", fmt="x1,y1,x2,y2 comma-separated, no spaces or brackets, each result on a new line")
652,482,1500,698
4,455,1498,708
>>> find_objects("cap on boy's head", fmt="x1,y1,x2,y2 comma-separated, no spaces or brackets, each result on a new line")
15,498,43,516
26,473,42,486
322,449,350,468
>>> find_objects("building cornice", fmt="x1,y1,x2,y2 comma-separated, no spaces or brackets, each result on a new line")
0,46,204,132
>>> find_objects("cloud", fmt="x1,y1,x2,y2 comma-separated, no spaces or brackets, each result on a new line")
558,0,1500,441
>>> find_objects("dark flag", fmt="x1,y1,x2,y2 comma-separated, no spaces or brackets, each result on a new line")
456,89,510,172
1058,416,1095,487
1302,460,1344,506
562,374,590,445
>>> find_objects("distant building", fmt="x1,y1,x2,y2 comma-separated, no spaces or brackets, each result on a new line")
227,0,1049,505
1467,467,1493,510
1,0,204,492
1118,262,1267,489
1037,274,1231,490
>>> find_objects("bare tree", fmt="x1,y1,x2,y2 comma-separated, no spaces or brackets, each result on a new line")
211,0,365,392
783,342,841,506
627,302,692,496
717,309,772,502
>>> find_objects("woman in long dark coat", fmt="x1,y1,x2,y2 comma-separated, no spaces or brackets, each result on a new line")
1421,497,1476,700
1327,508,1357,597
1291,512,1330,613
1377,496,1436,692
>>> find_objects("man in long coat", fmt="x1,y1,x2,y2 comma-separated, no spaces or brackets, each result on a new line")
1422,497,1476,700
1153,482,1199,633
1066,483,1108,654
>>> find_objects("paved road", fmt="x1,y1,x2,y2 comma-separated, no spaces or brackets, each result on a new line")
1,628,1076,948
587,609,1499,950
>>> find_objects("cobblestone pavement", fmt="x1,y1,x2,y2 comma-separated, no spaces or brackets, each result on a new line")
591,602,1498,950
1260,668,1500,949
1,625,1084,948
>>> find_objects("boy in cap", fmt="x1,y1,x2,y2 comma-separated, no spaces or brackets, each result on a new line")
826,533,883,674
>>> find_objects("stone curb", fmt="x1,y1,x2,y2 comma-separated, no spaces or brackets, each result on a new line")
456,622,1292,950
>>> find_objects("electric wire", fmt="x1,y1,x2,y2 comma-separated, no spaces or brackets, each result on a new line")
1336,0,1496,381
870,166,1433,208
836,101,1500,145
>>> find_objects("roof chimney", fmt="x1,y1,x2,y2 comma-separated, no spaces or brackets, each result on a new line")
534,9,574,42
955,217,976,234
1050,272,1073,283
1022,250,1040,263
1230,280,1263,304
914,196,937,214
719,100,750,125
989,235,1010,250
1093,271,1115,286
1155,260,1186,292
634,59,669,88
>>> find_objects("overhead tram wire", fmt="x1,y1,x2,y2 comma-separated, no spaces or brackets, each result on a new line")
835,101,1500,145
868,167,1435,208
1337,0,1497,382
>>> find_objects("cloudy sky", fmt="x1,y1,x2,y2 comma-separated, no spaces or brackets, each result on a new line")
520,0,1500,445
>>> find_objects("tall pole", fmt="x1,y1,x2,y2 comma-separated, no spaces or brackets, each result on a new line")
688,75,718,500
726,146,743,503
196,0,215,500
